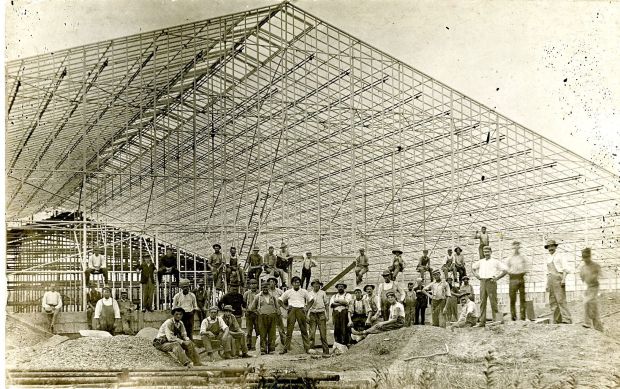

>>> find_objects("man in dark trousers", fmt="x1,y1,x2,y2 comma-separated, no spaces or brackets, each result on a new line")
153,307,202,368
158,248,179,285
279,276,311,354
413,277,428,325
249,283,280,355
330,282,352,346
193,283,208,324
137,255,156,311
243,279,260,350
218,283,245,325
86,282,101,330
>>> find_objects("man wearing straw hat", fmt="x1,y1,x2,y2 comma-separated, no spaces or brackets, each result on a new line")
351,291,405,340
154,307,202,368
389,249,405,281
544,239,572,324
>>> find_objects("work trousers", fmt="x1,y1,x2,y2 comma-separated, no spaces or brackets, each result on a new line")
583,286,603,331
181,312,194,340
142,281,154,310
547,274,572,324
84,268,109,284
157,267,179,284
202,331,224,353
414,304,426,325
509,274,526,321
154,339,200,366
478,245,485,259
246,312,259,349
355,266,368,284
456,266,467,284
257,313,279,353
452,314,477,328
120,314,135,335
285,307,310,352
366,316,405,334
478,278,498,325
86,306,95,329
307,311,329,354
301,267,312,290
404,302,416,326
445,296,458,322
431,299,446,327
224,330,248,355
332,309,350,345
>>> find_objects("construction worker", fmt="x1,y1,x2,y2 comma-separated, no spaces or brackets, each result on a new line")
413,277,428,325
172,279,199,339
544,239,572,324
85,282,101,330
154,307,202,368
42,283,62,333
300,251,317,290
94,287,120,334
454,247,467,284
355,248,369,284
459,276,474,301
307,279,330,356
85,247,109,285
403,282,417,327
351,291,405,340
221,305,250,358
376,270,405,320
208,244,225,290
199,306,228,361
362,284,380,326
276,242,294,287
348,288,369,332
507,241,529,321
279,276,311,354
137,254,155,311
474,227,490,259
423,270,451,327
218,283,244,324
193,283,208,324
445,277,459,323
267,276,286,344
579,248,603,331
473,246,507,327
449,293,478,330
248,283,280,355
247,247,263,281
243,279,260,350
117,289,136,335
417,249,433,281
442,249,457,281
389,249,405,281
157,247,179,285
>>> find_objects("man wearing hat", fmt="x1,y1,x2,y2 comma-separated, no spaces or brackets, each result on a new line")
248,282,280,354
454,247,466,284
300,251,318,289
85,282,101,330
307,279,330,355
417,249,433,282
137,253,155,312
209,244,225,290
448,293,478,330
222,305,250,358
355,248,370,284
276,242,294,286
330,282,352,345
389,249,405,281
279,275,311,353
544,239,572,324
264,246,283,284
94,287,121,334
117,289,136,335
246,246,263,281
459,276,474,302
267,276,287,344
158,247,180,285
377,270,405,320
226,247,245,288
243,279,260,350
85,246,110,285
348,288,369,333
413,277,428,325
403,282,417,327
154,307,202,367
193,283,209,324
472,246,507,327
579,248,603,331
351,291,405,340
442,249,457,281
474,227,490,259
42,283,63,333
218,283,245,325
172,279,199,339
423,270,452,327
507,241,529,321
200,306,228,360
362,285,380,326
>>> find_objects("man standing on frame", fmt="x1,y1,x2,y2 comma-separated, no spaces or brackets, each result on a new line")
158,247,180,286
354,248,369,284
474,227,490,259
473,246,507,327
137,254,155,312
208,244,225,290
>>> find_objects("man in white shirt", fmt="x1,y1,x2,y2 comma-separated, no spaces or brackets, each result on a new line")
267,277,286,344
307,279,330,356
300,252,318,289
84,247,109,285
42,283,63,333
544,239,572,324
199,306,229,360
507,241,529,321
153,307,202,368
330,282,352,346
449,294,479,330
472,246,507,327
172,279,199,339
279,276,310,354
94,287,121,334
351,292,405,340
376,270,405,320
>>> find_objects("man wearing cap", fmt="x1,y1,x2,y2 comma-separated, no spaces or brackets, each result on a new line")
86,282,101,330
172,279,199,339
474,227,490,259
117,289,136,335
544,239,572,324
300,252,318,289
307,279,330,355
279,276,311,353
348,288,369,332
267,277,287,344
403,282,417,327
85,247,110,285
579,248,603,331
209,244,225,290
243,279,260,350
454,247,466,284
459,276,474,302
249,283,280,354
507,241,529,321
136,254,155,312
414,277,428,325
389,249,405,281
222,305,250,358
94,287,121,334
154,307,202,367
330,282,353,345
158,247,180,285
423,270,451,327
376,270,405,320
472,246,507,327
355,248,369,284
351,291,405,340
200,306,228,360
362,285,380,326
276,242,294,286
417,249,433,281
246,247,264,281
218,284,245,325
442,249,457,281
449,293,479,330
42,283,62,333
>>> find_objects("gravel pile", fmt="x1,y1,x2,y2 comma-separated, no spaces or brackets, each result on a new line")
7,335,179,370
5,317,51,351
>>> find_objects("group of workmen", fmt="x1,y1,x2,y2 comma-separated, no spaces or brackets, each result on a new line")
44,229,605,368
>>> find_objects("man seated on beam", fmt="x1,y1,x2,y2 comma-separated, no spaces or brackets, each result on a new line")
84,247,109,285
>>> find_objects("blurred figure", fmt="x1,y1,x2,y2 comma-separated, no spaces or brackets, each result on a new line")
579,248,603,331
544,239,572,324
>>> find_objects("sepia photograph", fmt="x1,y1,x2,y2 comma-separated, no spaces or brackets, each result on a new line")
3,0,620,387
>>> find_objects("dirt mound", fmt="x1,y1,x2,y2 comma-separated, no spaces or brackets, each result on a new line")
5,316,51,351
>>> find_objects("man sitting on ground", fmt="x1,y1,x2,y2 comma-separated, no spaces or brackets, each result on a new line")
351,291,405,340
153,307,202,368
449,293,479,330
42,283,62,333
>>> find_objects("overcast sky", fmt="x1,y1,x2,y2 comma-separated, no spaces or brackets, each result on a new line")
5,0,620,174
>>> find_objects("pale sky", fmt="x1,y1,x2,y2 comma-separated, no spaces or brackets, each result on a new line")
4,0,620,174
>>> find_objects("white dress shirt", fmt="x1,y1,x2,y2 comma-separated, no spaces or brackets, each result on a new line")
546,252,571,274
473,258,507,279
